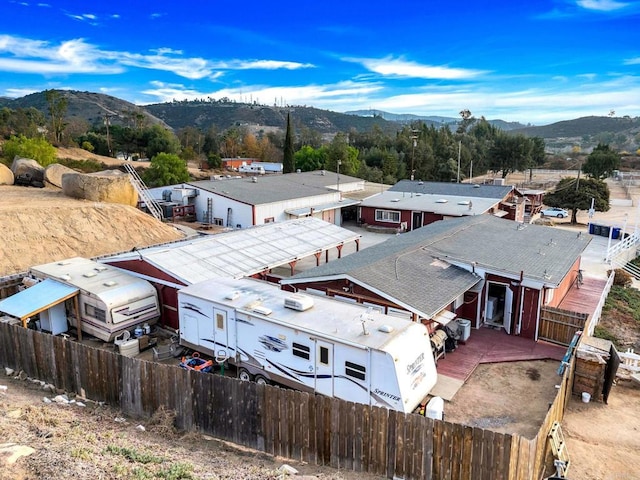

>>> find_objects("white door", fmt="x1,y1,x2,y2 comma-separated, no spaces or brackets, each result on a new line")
503,287,513,334
212,308,230,360
315,340,334,397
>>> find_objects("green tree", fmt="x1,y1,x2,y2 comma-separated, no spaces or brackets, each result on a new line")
543,177,609,224
325,133,360,176
2,135,57,166
294,145,327,172
283,112,295,173
582,143,620,180
45,89,68,145
488,133,536,178
142,153,191,188
143,125,181,159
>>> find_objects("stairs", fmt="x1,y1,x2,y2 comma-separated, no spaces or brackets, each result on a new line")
123,163,164,222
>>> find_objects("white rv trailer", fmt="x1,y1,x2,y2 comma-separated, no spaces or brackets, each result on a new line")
238,164,266,174
178,277,437,413
29,257,160,342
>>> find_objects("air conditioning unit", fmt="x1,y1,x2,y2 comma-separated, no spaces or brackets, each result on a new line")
284,294,314,311
251,305,273,316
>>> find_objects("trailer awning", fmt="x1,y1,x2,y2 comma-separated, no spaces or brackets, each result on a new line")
432,309,456,327
0,278,78,321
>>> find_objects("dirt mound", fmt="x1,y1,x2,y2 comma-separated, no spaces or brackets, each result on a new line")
0,185,185,276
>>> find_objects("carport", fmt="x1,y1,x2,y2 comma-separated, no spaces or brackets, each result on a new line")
0,278,82,338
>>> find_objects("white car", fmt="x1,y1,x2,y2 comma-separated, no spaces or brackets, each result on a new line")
541,207,569,218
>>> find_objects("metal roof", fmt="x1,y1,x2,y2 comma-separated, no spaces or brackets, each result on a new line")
103,217,361,285
285,198,360,217
283,215,591,316
0,278,78,320
360,190,501,217
187,170,364,205
389,180,513,199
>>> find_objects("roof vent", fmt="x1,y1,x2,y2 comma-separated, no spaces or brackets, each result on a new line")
378,324,394,333
60,274,71,281
251,305,273,316
83,271,97,278
284,294,314,311
57,260,72,266
390,198,400,202
103,281,117,287
252,176,257,183
473,184,481,188
225,290,240,300
94,266,108,272
457,200,470,205
436,199,448,203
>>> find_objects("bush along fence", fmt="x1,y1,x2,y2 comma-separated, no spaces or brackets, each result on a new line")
0,322,572,480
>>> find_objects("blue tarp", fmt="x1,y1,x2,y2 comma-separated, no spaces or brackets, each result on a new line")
0,278,78,320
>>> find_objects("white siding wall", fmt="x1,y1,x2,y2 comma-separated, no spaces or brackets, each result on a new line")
254,192,341,225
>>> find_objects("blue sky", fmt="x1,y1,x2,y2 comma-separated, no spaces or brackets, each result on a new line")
0,0,638,125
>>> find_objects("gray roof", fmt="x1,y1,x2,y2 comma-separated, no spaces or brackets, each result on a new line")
389,180,513,199
283,216,591,317
103,217,361,285
188,170,363,205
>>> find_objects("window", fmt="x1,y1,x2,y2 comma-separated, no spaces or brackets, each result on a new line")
264,217,275,223
345,361,366,381
85,304,106,322
292,342,310,360
319,346,329,365
216,313,225,330
375,209,400,223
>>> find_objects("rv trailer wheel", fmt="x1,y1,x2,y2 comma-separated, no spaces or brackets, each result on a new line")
254,375,269,386
238,368,252,382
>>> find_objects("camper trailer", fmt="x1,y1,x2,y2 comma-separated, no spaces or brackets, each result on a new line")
178,277,437,413
27,257,160,341
238,164,266,174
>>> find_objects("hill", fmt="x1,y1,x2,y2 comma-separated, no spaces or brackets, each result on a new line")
0,90,168,130
513,115,640,139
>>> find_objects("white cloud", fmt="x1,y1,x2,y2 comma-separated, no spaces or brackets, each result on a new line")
66,12,99,24
225,59,315,70
0,36,122,74
576,0,629,11
624,57,640,65
2,87,39,98
347,56,488,80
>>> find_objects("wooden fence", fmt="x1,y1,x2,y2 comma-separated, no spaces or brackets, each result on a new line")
538,306,588,346
1,323,570,480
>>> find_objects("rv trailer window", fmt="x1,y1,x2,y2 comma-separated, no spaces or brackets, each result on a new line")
216,313,224,330
345,361,366,381
292,342,310,360
85,304,106,322
319,346,329,365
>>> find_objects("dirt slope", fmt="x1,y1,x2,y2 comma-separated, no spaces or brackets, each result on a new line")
0,185,185,276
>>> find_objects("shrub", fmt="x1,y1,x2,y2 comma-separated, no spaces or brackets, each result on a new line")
607,268,633,287
2,135,57,166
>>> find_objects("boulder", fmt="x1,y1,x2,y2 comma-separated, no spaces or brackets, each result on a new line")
10,157,44,183
45,163,76,188
0,163,14,185
61,170,138,206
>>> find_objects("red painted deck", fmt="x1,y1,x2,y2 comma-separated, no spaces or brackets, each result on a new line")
557,276,608,316
436,327,566,381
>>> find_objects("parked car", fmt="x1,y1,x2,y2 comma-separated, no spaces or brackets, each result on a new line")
541,207,569,218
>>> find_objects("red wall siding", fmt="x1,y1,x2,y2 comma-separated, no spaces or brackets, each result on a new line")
546,257,582,308
423,212,444,225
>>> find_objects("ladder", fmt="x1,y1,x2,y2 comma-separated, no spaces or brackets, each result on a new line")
123,163,164,222
547,421,570,478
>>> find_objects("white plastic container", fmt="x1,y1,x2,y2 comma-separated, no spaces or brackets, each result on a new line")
581,392,591,403
426,396,444,420
119,338,140,357
458,319,471,342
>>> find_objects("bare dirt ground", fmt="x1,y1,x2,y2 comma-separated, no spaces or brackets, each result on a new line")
1,158,640,478
0,373,380,480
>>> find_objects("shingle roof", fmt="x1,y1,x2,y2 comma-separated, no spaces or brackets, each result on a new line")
283,216,591,317
187,170,363,205
389,180,513,199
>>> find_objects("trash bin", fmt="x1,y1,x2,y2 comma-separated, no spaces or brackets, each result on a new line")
612,227,621,240
458,319,471,342
426,396,444,420
592,224,601,236
600,226,610,238
588,223,595,234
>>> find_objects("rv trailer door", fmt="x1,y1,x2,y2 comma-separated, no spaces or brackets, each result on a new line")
315,340,334,397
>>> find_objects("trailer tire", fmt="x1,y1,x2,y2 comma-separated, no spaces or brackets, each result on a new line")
254,375,269,386
238,368,252,382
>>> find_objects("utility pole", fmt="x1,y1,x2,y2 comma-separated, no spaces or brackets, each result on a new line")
410,130,418,181
457,140,462,183
104,113,113,157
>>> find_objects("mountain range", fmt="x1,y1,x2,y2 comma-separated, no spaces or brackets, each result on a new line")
1,90,639,151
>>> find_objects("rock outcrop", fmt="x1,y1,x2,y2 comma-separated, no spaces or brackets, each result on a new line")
61,170,138,206
0,163,14,185
44,163,76,188
10,157,45,183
